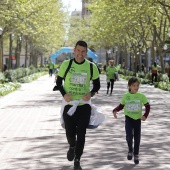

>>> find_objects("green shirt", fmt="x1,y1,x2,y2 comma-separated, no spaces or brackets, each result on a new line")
106,66,117,79
58,59,99,100
48,62,54,69
120,92,148,120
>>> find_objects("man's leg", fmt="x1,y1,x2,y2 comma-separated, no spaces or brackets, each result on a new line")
63,105,77,161
74,104,91,160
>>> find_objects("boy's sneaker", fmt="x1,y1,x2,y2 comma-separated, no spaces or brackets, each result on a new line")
74,159,82,170
67,146,75,161
134,155,139,164
127,152,133,160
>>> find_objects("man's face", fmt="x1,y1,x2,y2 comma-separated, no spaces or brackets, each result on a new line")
74,45,87,63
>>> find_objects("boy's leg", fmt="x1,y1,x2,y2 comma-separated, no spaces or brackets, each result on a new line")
133,119,141,164
125,116,134,160
134,119,141,156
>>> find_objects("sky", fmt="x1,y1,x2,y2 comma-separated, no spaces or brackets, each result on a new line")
62,0,82,12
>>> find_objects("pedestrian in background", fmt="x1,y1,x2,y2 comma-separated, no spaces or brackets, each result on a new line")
112,77,150,164
141,63,145,74
56,40,100,170
48,59,54,77
106,60,117,96
151,61,160,84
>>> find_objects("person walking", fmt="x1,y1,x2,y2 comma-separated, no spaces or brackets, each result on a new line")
106,60,117,96
151,61,160,84
48,60,54,77
112,77,150,164
56,40,100,170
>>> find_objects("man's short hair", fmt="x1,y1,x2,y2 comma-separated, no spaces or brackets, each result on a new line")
75,40,88,49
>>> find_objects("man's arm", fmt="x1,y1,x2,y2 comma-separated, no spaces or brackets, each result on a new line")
56,76,66,97
90,77,100,97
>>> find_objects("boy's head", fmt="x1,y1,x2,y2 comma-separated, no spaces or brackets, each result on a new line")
128,77,140,93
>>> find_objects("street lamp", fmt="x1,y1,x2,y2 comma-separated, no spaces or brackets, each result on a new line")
0,27,3,71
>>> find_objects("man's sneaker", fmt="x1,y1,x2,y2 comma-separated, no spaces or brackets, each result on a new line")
134,155,139,164
67,147,75,161
74,159,82,170
127,152,133,160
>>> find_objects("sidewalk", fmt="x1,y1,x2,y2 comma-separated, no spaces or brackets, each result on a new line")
0,74,170,170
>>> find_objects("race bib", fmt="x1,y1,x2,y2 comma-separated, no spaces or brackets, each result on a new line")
126,100,140,112
72,72,87,84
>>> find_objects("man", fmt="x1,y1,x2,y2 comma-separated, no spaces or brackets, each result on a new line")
56,40,100,170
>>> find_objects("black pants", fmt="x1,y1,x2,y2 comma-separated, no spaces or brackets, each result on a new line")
63,104,91,160
107,79,115,94
125,116,141,155
49,69,53,76
152,73,157,83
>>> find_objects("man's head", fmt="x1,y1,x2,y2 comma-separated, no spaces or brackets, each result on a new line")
75,40,88,49
74,40,88,63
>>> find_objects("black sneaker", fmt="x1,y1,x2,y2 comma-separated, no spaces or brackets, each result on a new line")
74,159,82,170
67,147,75,161
127,152,133,160
134,155,139,164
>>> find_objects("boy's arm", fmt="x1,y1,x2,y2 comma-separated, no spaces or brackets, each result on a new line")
112,104,124,118
143,102,150,118
113,104,124,112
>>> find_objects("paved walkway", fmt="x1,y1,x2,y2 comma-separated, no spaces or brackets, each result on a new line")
0,74,170,170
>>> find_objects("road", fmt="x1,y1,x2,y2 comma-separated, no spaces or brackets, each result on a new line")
0,74,170,170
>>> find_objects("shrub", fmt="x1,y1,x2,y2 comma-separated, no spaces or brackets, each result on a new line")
0,72,5,83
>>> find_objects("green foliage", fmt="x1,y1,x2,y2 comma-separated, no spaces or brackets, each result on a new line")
155,81,170,91
4,70,18,82
29,65,37,74
0,72,5,83
119,69,135,76
3,66,47,82
0,82,21,96
0,68,47,96
18,72,47,83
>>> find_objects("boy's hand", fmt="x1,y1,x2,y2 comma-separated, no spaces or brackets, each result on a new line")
141,116,146,121
64,93,72,102
113,111,118,118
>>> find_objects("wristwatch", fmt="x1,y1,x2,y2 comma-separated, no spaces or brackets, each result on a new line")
90,92,95,97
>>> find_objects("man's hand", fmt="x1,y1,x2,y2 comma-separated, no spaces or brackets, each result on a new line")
64,93,72,102
82,93,91,101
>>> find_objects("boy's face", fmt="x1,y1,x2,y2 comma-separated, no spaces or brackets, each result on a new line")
129,82,139,94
